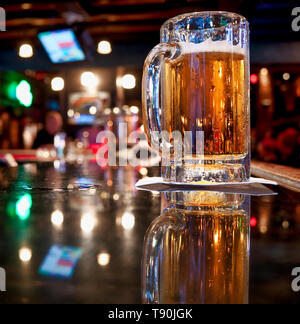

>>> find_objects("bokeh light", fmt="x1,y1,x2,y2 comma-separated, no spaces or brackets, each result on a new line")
97,252,111,266
19,247,32,263
121,74,136,89
97,41,112,55
19,44,33,58
81,72,99,88
51,77,64,91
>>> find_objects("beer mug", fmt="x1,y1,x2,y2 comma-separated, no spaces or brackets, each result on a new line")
142,12,250,183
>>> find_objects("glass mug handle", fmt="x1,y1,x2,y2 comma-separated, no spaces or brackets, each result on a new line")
142,42,181,148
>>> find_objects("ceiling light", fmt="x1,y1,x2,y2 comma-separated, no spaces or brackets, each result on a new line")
81,72,99,88
19,247,32,263
97,41,112,55
121,74,136,90
51,77,64,91
19,44,33,58
97,252,111,266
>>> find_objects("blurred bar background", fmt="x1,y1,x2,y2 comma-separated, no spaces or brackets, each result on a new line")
0,0,298,169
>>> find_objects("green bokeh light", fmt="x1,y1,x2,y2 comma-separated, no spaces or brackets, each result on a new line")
16,194,32,220
16,80,33,107
7,81,18,100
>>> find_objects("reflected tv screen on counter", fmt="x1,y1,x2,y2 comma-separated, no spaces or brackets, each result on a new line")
38,29,86,63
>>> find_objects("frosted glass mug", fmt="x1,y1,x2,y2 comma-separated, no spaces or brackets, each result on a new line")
142,12,250,183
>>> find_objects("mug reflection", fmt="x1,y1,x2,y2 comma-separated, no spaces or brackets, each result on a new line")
142,191,250,304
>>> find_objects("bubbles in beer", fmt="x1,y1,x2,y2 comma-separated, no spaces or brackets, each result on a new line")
161,49,248,159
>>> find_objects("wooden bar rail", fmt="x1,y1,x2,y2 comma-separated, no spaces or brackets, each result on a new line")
251,160,300,192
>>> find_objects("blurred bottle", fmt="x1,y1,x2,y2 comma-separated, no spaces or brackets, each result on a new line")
54,132,66,159
142,191,250,304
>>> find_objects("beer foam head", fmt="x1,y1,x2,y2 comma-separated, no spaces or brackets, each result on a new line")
179,39,246,55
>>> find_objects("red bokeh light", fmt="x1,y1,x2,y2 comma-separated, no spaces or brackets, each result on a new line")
250,74,258,84
250,217,257,227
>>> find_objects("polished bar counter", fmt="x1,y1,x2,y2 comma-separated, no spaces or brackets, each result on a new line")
0,162,300,304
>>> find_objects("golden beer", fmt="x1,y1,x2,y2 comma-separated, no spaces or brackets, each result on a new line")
142,192,250,304
161,50,248,158
157,209,249,304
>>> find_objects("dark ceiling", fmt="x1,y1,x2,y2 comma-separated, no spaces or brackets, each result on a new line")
0,0,299,70
0,0,299,46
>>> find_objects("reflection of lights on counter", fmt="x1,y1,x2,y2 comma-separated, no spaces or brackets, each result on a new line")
19,247,32,263
121,212,135,230
97,252,111,266
16,194,32,220
51,210,64,227
81,213,96,233
23,163,37,175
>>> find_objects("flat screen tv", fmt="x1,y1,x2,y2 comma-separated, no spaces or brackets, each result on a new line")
38,29,86,64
